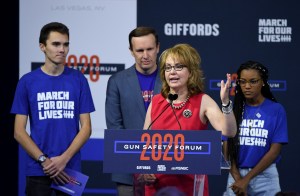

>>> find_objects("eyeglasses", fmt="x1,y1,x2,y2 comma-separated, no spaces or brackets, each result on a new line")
237,79,261,87
164,64,186,72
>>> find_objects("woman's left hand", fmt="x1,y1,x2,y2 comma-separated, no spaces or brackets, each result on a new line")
220,73,231,105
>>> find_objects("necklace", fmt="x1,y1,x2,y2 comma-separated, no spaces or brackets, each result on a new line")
172,95,190,109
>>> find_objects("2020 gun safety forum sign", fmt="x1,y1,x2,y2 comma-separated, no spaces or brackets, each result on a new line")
103,129,221,175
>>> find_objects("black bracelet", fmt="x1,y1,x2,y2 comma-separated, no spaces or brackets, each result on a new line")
222,100,233,114
222,100,231,108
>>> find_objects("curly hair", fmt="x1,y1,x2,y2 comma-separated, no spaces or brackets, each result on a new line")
159,43,205,98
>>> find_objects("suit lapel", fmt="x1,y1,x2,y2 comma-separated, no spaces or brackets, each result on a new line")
126,66,146,115
126,66,162,115
153,69,162,94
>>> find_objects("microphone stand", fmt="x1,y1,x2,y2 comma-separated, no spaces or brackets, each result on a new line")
147,93,182,130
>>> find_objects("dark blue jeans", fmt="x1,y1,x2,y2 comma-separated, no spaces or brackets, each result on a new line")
26,176,69,196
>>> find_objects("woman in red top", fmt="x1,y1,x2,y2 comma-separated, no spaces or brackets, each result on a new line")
141,43,237,196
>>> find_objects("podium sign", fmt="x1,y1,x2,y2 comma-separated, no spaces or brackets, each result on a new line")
103,129,221,175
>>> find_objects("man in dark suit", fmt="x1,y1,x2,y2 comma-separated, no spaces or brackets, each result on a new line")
105,27,161,196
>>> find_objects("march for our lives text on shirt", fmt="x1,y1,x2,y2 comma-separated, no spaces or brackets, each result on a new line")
37,91,75,120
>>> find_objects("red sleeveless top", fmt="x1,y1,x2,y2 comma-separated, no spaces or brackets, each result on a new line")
145,93,209,196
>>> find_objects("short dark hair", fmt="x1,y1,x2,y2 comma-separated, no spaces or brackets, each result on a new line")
128,26,159,50
39,22,69,45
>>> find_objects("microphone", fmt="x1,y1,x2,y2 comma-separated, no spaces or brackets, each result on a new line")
147,94,181,130
169,94,182,130
168,93,178,101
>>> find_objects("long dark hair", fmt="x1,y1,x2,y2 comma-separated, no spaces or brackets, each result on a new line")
227,60,277,166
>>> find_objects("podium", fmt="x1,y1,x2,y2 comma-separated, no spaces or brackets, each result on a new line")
103,129,230,196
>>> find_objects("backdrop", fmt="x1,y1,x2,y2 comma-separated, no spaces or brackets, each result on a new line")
18,0,300,195
137,1,299,195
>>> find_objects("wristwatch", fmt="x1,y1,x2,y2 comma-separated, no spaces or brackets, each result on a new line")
37,154,48,164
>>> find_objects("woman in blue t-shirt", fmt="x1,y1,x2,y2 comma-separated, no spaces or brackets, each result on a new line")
223,60,288,196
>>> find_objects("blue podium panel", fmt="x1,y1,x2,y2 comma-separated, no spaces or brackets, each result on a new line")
103,129,221,175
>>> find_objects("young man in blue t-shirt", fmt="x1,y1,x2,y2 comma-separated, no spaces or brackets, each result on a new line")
11,22,95,195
